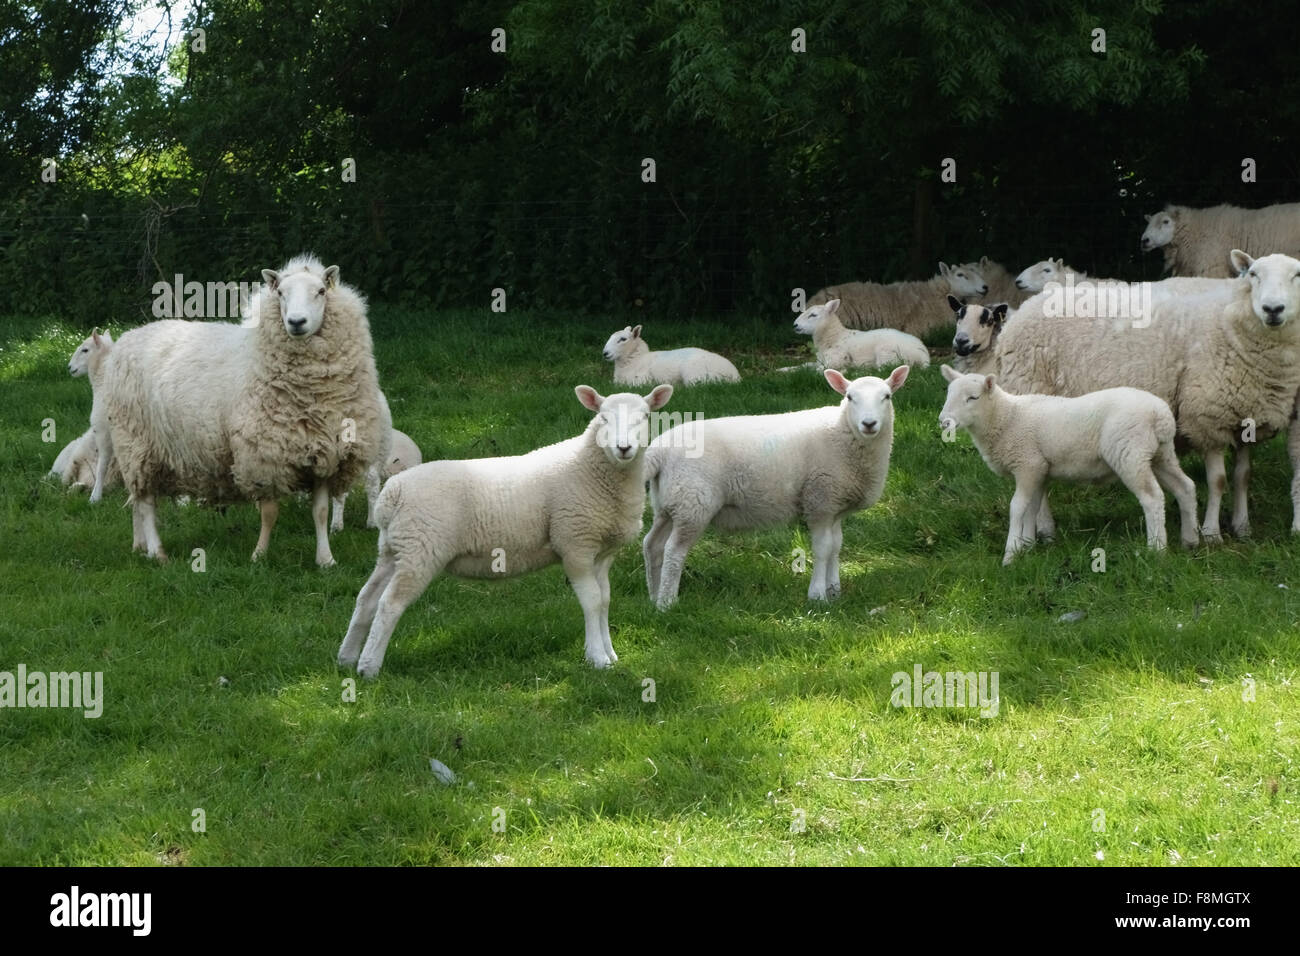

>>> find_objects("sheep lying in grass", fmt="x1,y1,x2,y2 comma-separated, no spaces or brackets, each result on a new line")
1141,203,1300,276
339,383,674,678
49,428,106,492
1014,258,1088,292
939,365,1199,563
643,366,907,608
792,298,930,370
948,296,1008,376
330,427,422,532
62,330,122,501
99,254,388,565
602,325,740,385
971,257,1034,308
807,261,988,337
996,251,1300,540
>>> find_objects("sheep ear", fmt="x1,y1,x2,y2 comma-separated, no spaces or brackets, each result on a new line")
262,269,280,290
979,255,990,268
323,265,340,288
937,261,952,276
991,303,1009,322
92,330,104,347
1143,213,1153,223
940,364,959,383
575,385,604,412
825,298,840,313
946,293,963,313
886,365,909,392
632,325,642,339
823,368,850,395
646,384,673,411
984,375,996,392
1229,249,1254,273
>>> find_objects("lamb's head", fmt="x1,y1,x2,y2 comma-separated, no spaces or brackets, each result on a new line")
576,383,673,467
1015,258,1076,292
602,325,644,363
939,364,997,432
68,329,112,377
948,295,1008,358
793,299,839,335
1231,250,1300,328
940,260,989,298
260,261,340,337
1141,209,1178,251
825,365,908,439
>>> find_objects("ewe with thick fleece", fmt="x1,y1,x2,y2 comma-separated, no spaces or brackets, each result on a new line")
949,296,1008,376
808,261,988,337
602,325,739,385
971,257,1034,309
339,384,673,678
330,426,422,532
100,254,388,565
997,251,1300,540
1141,202,1300,276
643,366,907,608
793,298,930,369
939,366,1199,564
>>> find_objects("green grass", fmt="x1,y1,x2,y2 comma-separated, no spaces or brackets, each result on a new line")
1,308,1297,866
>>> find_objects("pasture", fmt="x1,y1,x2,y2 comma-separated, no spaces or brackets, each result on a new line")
2,308,1297,866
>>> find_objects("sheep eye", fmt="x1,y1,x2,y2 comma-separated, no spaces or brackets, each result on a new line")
966,395,978,402
883,394,892,401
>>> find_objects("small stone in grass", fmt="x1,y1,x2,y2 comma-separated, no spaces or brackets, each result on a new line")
1057,610,1087,623
218,676,230,687
429,758,456,785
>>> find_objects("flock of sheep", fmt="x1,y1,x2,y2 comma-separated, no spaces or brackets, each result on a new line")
44,199,1300,677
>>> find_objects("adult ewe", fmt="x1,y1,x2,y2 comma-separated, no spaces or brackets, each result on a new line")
996,251,1300,541
602,325,740,385
1140,203,1300,277
338,384,673,678
972,257,1034,308
807,261,988,337
100,254,388,565
948,297,1008,376
1014,258,1088,292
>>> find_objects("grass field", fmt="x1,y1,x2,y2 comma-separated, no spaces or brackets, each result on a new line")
2,308,1298,866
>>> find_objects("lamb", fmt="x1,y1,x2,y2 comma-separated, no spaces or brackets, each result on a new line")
791,297,930,370
330,426,423,532
98,254,389,565
1140,203,1300,277
995,251,1300,541
602,325,740,385
939,365,1200,563
337,383,674,678
807,261,988,337
971,257,1035,309
63,330,121,501
48,428,105,492
642,365,908,608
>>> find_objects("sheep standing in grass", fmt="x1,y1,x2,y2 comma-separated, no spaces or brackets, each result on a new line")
643,366,907,608
338,384,673,678
949,296,1009,376
602,325,740,385
792,298,930,370
1140,203,1300,276
99,254,388,565
807,261,988,337
939,365,1199,563
996,251,1300,540
331,426,422,532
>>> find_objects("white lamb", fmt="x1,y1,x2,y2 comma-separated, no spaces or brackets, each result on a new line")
995,251,1300,541
791,298,930,370
807,261,989,337
330,426,423,532
939,366,1199,564
98,254,390,565
62,330,122,501
643,365,908,608
338,383,674,678
602,325,740,385
1140,203,1300,277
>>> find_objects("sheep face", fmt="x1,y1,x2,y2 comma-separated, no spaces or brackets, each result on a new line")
1232,251,1300,328
1141,211,1176,251
948,298,1007,357
825,365,908,438
575,383,674,467
602,325,642,362
68,330,111,377
1015,258,1067,292
261,264,340,338
793,299,840,335
941,261,989,298
938,365,995,432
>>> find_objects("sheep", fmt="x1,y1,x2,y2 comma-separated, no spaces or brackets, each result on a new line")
995,251,1300,541
98,254,389,565
337,383,674,678
971,257,1034,309
63,330,121,501
807,261,988,337
642,365,908,608
48,428,103,492
602,325,740,386
791,297,930,370
1014,258,1088,293
939,365,1200,563
948,296,1009,377
1140,203,1300,277
330,426,423,532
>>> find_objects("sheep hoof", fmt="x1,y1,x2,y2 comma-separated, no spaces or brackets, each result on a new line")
317,556,337,569
337,653,359,669
329,519,344,534
250,549,265,562
1201,531,1223,545
1231,524,1251,539
1001,553,1016,566
587,653,614,669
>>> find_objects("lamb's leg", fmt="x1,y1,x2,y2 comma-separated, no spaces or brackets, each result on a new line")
252,499,278,561
1035,490,1056,542
564,554,613,668
1152,446,1200,548
808,517,836,601
339,549,397,668
655,520,704,610
1003,479,1040,565
642,511,672,600
89,433,113,503
364,465,382,528
1117,462,1168,551
356,559,439,679
1201,449,1227,542
1230,445,1251,539
596,552,618,664
330,492,346,534
138,494,166,562
312,481,336,567
827,519,844,599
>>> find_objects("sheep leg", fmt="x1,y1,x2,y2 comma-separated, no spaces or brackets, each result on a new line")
131,500,145,552
312,481,336,567
1200,450,1227,542
596,552,617,664
364,464,382,528
89,433,113,503
1152,446,1200,548
655,520,704,610
1229,446,1251,539
339,548,397,668
252,499,279,561
1003,478,1040,565
1289,424,1300,533
827,519,844,599
330,492,346,533
642,511,673,600
808,518,836,601
1117,463,1168,551
356,559,439,679
1035,491,1056,542
564,554,614,668
137,494,166,562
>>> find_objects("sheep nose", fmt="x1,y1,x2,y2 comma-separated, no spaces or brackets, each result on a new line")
1141,239,1151,249
1264,304,1285,322
1015,280,1027,289
979,285,988,294
617,444,632,456
287,316,307,331
861,419,878,432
